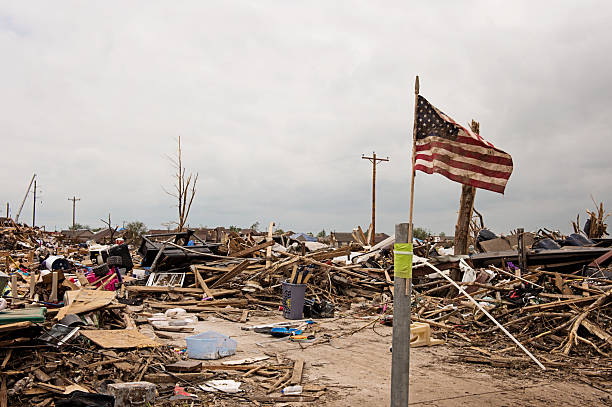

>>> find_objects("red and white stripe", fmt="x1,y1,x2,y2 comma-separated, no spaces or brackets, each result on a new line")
414,126,513,194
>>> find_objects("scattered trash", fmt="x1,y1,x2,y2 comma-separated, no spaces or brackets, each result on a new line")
281,384,303,395
199,379,242,393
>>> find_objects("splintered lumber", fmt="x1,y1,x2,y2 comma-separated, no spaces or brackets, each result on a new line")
152,325,194,333
190,265,214,299
252,396,318,402
243,365,264,377
563,287,612,355
240,310,249,323
520,295,601,312
423,260,546,370
454,182,476,256
0,321,33,332
0,350,12,370
581,319,612,346
210,260,251,288
0,376,6,407
357,226,367,245
144,372,215,383
193,265,233,273
125,286,239,296
267,370,291,394
166,360,202,373
29,272,37,298
290,358,304,385
306,246,351,261
88,358,128,368
56,289,116,320
202,364,269,371
266,221,275,268
80,329,160,349
231,240,275,258
148,299,247,309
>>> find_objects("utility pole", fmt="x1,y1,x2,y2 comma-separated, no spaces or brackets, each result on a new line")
68,196,81,229
362,152,389,245
32,180,37,227
5,203,8,218
15,173,36,223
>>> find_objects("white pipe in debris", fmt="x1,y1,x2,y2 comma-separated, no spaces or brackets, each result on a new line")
424,260,546,370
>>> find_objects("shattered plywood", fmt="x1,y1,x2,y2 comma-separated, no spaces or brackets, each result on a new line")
55,289,116,320
80,329,160,349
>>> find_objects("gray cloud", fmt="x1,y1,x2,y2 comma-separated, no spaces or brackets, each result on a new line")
1,1,611,236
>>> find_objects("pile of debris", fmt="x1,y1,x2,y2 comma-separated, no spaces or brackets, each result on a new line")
1,200,612,405
0,224,389,406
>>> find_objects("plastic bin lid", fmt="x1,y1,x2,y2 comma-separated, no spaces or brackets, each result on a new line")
186,331,234,341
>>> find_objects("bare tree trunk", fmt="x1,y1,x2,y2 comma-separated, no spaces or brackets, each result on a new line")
165,137,198,232
100,213,118,244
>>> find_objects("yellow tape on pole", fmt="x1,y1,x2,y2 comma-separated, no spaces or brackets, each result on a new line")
393,243,413,278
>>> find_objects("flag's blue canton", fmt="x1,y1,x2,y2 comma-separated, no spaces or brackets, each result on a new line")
416,95,459,141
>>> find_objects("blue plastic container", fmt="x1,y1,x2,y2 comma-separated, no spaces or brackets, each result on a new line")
185,331,237,360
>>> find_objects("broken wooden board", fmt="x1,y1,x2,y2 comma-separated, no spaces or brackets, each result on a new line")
147,299,248,311
210,260,251,288
520,295,600,312
166,360,203,373
290,358,304,385
126,286,238,296
191,265,215,299
306,246,351,261
152,325,194,333
231,240,275,258
252,395,318,403
80,329,160,349
55,289,116,320
144,372,215,383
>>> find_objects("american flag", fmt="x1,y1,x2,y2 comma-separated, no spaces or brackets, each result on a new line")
414,95,513,194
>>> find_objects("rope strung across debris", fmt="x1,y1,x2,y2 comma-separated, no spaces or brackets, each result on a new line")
423,260,547,370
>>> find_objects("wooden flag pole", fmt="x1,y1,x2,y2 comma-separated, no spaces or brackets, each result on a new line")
408,75,419,246
406,75,419,296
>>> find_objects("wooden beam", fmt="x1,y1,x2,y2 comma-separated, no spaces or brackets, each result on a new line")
191,265,214,299
210,260,251,289
290,358,304,385
0,322,33,333
232,240,275,258
125,286,238,296
265,221,275,268
454,120,479,255
520,295,600,312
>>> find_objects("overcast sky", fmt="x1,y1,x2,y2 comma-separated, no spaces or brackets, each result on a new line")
1,1,611,236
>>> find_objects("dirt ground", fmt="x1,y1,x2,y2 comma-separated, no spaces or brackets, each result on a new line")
160,313,612,406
